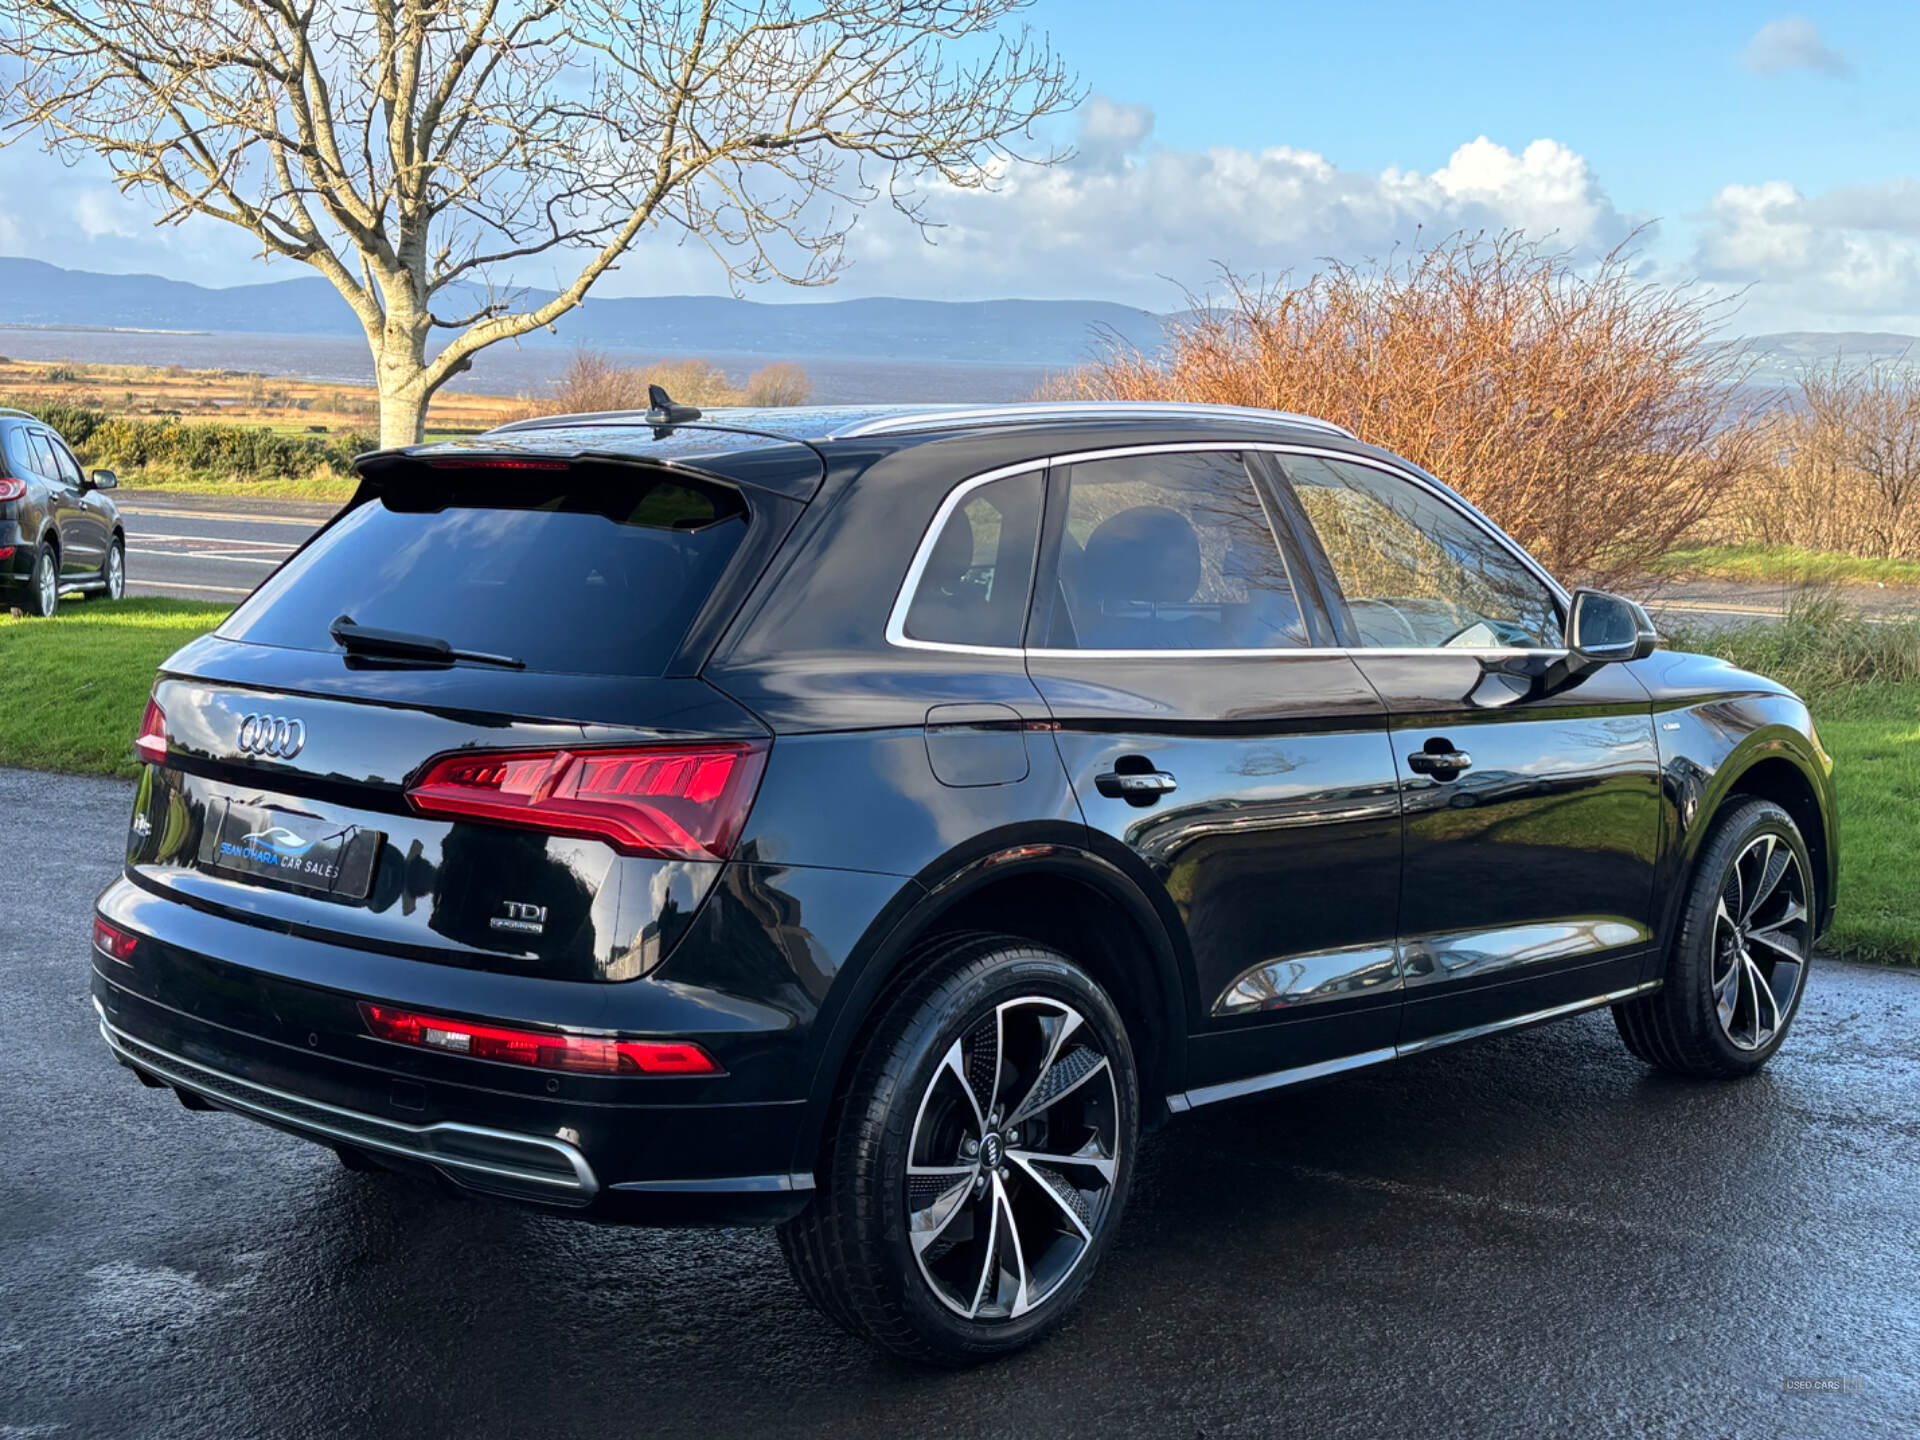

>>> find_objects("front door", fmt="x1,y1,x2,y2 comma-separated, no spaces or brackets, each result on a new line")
1272,451,1662,1047
1023,448,1406,1102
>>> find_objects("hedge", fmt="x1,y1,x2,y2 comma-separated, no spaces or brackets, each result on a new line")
14,402,375,480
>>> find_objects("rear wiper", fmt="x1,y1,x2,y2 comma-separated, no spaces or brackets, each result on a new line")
329,615,525,669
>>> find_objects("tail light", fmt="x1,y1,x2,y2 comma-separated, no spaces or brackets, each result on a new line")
134,698,168,766
406,741,768,861
93,917,140,963
0,478,24,502
359,1003,723,1075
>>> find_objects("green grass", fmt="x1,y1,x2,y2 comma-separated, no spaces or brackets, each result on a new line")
1656,542,1920,589
0,598,228,777
114,465,358,501
1812,693,1920,964
1668,605,1920,963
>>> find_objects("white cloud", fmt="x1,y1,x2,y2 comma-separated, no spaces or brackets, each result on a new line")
1691,178,1920,329
73,189,142,241
1740,17,1852,78
795,100,1638,306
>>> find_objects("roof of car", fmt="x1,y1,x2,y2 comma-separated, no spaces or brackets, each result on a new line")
485,400,1356,447
364,401,1365,504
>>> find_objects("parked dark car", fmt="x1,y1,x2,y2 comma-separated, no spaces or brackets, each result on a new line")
0,407,124,616
92,400,1837,1362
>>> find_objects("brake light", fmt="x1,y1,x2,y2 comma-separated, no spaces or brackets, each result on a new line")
406,741,768,860
359,1003,723,1075
134,698,168,766
93,917,139,963
424,457,570,470
0,477,24,502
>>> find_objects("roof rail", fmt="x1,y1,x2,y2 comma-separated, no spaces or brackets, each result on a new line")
828,402,1356,442
0,407,42,422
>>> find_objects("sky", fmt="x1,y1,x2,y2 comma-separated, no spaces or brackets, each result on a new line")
3,2,1918,335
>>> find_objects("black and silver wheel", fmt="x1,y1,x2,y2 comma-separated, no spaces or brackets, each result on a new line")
1614,798,1814,1077
103,536,125,601
25,541,58,617
779,934,1138,1364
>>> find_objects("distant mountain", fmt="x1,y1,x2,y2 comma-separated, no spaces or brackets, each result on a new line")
1743,331,1920,383
0,257,1168,366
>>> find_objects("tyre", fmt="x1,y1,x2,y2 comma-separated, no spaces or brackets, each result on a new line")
24,541,58,617
779,933,1138,1364
1614,798,1814,1077
102,535,125,601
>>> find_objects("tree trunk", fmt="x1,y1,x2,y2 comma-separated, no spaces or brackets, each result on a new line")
375,309,433,449
377,385,430,449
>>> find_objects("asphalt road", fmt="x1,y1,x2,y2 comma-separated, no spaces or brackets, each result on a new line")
115,493,341,602
3,765,1916,1439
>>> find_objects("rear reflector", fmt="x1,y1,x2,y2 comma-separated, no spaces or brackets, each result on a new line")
93,917,139,963
0,545,13,561
359,1003,723,1075
0,477,24,502
134,698,168,766
407,741,768,861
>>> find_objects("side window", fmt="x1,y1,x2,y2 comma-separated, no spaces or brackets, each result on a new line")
27,432,64,484
1280,456,1562,649
1040,451,1308,651
901,469,1043,648
45,436,83,485
0,424,39,481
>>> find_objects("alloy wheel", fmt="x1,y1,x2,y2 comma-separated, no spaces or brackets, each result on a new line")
107,545,124,599
37,554,56,614
1710,832,1810,1051
905,995,1120,1321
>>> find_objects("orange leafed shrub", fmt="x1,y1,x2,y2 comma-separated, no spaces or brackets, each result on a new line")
1045,232,1762,587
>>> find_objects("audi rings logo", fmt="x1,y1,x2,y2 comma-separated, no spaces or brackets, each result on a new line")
237,713,306,760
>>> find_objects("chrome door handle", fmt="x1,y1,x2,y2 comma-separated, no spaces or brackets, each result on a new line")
1095,769,1178,800
1406,749,1472,778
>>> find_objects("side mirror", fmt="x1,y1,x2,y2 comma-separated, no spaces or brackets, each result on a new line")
87,469,118,491
1569,589,1657,663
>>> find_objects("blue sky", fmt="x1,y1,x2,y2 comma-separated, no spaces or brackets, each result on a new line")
1,4,1914,333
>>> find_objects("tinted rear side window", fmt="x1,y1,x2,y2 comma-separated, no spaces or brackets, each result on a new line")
902,469,1044,648
219,473,749,676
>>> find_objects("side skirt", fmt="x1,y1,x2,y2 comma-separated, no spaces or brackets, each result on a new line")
1166,979,1661,1114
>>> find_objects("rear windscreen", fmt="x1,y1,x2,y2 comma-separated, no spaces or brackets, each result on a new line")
218,472,749,677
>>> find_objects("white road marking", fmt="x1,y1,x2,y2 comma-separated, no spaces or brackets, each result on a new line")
124,530,299,551
118,505,330,526
127,547,281,566
127,579,253,597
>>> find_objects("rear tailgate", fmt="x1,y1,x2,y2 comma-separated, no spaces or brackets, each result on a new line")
121,455,792,984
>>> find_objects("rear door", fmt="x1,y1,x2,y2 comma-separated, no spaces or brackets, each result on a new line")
30,428,102,574
1023,447,1405,1100
1272,451,1661,1046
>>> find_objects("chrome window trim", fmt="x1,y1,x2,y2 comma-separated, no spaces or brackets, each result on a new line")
833,402,1356,441
883,440,1572,659
884,460,1046,655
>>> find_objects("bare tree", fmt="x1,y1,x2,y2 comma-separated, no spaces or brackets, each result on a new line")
0,1,1075,445
1799,358,1920,556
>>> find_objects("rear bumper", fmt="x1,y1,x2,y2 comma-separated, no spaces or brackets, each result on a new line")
92,875,821,1226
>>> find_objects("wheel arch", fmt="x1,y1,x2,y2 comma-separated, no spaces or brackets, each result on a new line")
1718,754,1834,932
789,845,1190,1177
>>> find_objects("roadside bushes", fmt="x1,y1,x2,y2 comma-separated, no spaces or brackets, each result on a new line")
518,349,813,418
1722,360,1920,560
1664,593,1920,699
14,401,373,480
1046,231,1761,589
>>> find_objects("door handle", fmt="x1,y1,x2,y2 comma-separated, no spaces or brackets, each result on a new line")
1095,769,1178,801
1406,747,1473,778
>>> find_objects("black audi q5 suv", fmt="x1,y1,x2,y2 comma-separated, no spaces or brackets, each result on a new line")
93,399,1837,1362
